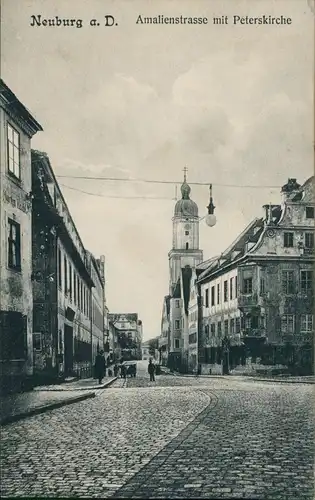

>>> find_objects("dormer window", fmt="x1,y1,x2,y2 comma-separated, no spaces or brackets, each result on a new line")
306,207,314,219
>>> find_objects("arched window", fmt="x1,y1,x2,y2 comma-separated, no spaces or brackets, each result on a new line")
185,242,189,249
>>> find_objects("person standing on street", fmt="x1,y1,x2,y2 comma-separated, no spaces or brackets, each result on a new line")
120,363,127,379
148,359,155,382
94,350,106,384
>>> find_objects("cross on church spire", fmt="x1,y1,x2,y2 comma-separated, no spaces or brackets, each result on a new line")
183,166,188,182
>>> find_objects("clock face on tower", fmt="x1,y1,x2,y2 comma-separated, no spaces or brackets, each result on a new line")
184,224,190,230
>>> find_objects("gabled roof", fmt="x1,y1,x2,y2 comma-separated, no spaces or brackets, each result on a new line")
182,266,192,314
172,279,181,299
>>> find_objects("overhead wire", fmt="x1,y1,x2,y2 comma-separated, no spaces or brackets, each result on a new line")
58,183,177,200
56,174,280,189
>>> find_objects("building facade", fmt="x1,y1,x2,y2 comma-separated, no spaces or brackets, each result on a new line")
0,80,43,393
89,254,105,366
32,150,105,381
197,177,314,375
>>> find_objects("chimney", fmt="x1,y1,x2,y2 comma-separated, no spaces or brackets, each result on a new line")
281,178,301,203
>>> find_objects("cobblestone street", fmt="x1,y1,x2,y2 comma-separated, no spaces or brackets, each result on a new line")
1,363,313,499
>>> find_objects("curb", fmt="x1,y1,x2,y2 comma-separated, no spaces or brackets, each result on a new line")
98,377,118,389
172,373,315,384
0,391,96,426
244,377,315,385
32,377,118,392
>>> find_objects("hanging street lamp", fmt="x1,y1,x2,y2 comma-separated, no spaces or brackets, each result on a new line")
205,184,216,227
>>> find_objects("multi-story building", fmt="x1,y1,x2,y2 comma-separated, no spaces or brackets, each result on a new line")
197,177,314,375
187,257,218,373
32,150,105,380
0,80,43,393
108,313,143,361
160,172,203,372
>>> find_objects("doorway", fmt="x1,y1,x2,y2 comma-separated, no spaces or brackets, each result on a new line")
64,325,73,375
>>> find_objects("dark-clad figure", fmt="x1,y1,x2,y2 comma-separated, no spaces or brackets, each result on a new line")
94,350,106,384
113,364,119,377
148,359,155,382
120,364,127,379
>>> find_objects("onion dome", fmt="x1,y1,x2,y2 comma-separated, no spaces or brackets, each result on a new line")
174,171,198,217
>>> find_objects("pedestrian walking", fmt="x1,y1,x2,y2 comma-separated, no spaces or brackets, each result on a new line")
148,359,155,382
94,350,106,384
120,364,127,379
113,364,118,377
108,367,113,377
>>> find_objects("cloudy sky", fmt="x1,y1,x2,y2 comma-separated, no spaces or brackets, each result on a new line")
2,0,313,340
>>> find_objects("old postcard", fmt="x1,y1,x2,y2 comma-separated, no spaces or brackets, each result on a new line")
0,0,314,499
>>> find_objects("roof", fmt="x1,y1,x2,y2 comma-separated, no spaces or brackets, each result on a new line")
182,266,192,314
198,218,264,284
0,79,43,136
196,256,219,270
172,279,181,299
174,198,198,217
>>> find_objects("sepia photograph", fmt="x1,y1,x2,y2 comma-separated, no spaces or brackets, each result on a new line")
0,0,314,499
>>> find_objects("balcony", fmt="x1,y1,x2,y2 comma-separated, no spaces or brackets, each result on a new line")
238,293,263,310
241,328,267,339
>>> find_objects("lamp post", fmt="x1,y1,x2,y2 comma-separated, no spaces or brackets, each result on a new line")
196,184,217,375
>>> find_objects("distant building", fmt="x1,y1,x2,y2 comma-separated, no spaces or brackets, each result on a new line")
31,150,105,381
159,295,170,365
88,253,105,365
142,337,159,362
108,313,143,361
0,80,43,393
197,177,314,375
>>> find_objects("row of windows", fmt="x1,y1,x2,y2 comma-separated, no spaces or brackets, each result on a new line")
244,271,313,296
203,270,313,304
282,270,313,294
58,248,90,317
284,231,314,248
204,318,241,339
204,277,238,307
281,314,313,333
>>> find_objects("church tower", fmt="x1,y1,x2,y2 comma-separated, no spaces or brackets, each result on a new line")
168,169,203,293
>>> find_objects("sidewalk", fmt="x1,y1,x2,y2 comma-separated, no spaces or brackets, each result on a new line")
33,376,117,391
0,377,117,426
